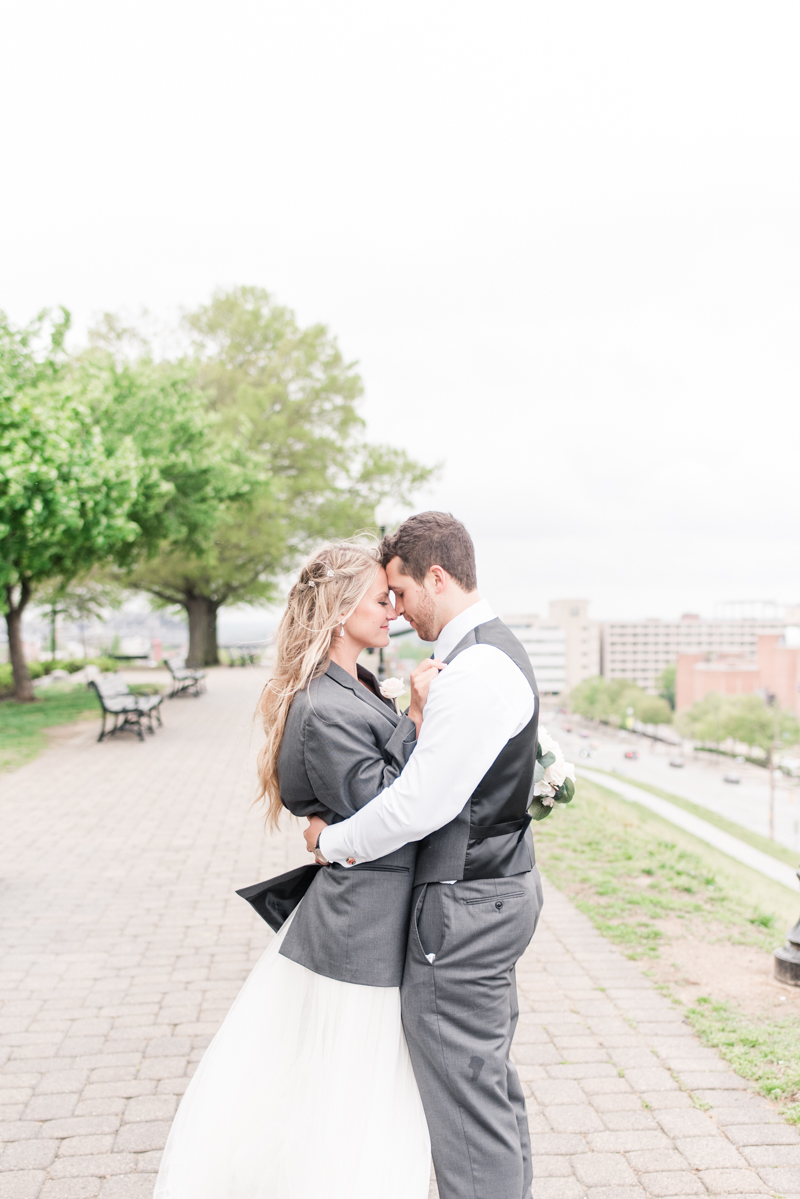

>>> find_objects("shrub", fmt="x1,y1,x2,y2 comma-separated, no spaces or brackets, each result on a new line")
0,656,118,699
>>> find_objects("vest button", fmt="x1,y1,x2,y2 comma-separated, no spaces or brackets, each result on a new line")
495,900,503,910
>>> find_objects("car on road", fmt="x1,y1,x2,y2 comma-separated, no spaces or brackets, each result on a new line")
579,748,595,759
624,750,638,760
724,772,741,784
669,758,684,768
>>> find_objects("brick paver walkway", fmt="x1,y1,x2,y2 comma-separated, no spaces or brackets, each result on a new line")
1,669,796,1199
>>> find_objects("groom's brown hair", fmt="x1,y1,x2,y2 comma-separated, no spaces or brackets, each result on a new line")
380,511,477,593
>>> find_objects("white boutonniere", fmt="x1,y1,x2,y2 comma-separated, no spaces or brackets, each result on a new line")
379,677,406,702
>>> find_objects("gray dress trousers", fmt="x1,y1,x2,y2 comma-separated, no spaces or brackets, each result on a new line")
402,866,543,1199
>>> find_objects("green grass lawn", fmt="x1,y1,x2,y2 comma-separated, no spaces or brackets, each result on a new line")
589,766,800,869
0,685,101,773
688,997,800,1123
536,777,800,1122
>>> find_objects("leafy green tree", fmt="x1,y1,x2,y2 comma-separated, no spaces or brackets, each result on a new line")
658,663,676,710
676,692,799,756
632,693,673,727
675,692,730,745
34,572,125,661
569,676,613,721
78,342,247,561
570,676,671,726
0,311,140,701
124,287,434,665
725,694,799,756
73,328,262,667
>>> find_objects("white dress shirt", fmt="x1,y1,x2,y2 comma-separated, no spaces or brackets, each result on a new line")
318,599,536,868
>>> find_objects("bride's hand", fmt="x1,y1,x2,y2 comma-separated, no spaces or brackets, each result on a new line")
408,658,445,735
304,815,328,856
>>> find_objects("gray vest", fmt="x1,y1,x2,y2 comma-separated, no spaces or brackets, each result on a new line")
414,618,539,885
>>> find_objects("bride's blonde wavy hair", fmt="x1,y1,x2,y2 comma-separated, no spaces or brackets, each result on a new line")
256,539,381,828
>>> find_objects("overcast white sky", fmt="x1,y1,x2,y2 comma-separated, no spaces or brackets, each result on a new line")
2,1,798,623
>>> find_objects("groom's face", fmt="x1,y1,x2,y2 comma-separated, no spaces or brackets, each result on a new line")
384,558,440,643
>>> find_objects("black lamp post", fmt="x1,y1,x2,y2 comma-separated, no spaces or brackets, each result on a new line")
774,869,800,986
377,525,386,681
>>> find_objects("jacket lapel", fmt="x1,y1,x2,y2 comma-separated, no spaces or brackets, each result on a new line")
324,661,400,723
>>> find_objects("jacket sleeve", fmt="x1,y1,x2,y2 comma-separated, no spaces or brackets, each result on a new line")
303,708,417,818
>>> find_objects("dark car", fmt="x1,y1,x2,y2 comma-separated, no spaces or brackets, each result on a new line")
669,758,684,768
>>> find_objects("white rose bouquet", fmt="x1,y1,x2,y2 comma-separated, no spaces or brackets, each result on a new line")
528,726,576,821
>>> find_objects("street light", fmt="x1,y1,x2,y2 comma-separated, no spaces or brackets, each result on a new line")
774,871,800,986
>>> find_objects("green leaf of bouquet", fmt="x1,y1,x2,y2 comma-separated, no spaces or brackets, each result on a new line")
533,761,545,784
539,751,556,770
528,799,554,821
554,777,575,804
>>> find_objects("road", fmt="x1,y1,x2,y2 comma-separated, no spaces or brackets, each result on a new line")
544,707,800,853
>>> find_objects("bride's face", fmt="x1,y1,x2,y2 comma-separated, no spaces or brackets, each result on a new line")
342,568,397,649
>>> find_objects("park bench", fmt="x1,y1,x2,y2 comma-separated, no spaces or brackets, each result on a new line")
164,656,206,698
89,675,164,742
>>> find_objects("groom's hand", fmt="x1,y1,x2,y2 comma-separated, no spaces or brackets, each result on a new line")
304,815,328,855
408,658,445,734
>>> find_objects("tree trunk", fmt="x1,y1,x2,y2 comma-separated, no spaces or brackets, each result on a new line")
185,595,221,667
5,582,35,702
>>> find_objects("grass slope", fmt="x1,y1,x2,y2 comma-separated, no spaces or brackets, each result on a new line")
536,777,800,1123
0,685,100,773
688,997,800,1123
590,767,799,869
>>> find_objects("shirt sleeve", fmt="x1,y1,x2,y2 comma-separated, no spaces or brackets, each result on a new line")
318,645,535,865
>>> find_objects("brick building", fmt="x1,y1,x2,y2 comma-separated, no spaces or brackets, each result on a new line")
676,632,800,714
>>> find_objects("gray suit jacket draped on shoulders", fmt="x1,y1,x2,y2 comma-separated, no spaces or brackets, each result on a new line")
277,661,418,987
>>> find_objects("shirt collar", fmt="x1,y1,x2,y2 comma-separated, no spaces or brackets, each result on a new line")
434,598,496,661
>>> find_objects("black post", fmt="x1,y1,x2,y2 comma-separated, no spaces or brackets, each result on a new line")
378,524,386,681
774,868,800,986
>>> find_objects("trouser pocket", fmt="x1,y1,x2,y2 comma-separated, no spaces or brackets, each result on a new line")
413,883,446,959
464,889,526,905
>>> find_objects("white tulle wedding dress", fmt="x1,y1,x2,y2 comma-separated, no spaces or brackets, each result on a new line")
154,908,431,1199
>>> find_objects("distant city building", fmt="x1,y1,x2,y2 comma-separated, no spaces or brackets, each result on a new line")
505,600,600,696
503,601,800,699
601,614,788,695
505,620,567,695
676,632,800,715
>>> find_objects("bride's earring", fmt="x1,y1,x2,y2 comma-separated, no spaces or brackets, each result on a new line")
340,622,345,637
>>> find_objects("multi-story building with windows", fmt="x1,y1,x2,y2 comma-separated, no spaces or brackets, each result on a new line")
504,619,567,694
505,600,600,696
601,614,789,694
504,600,800,698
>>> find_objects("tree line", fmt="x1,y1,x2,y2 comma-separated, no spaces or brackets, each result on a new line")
1,287,432,702
569,672,799,761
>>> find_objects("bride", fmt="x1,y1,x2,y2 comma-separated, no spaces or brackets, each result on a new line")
154,541,434,1199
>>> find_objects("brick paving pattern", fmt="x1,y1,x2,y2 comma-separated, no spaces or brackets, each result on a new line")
0,669,795,1199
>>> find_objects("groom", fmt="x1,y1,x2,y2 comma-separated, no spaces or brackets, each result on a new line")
306,511,542,1199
